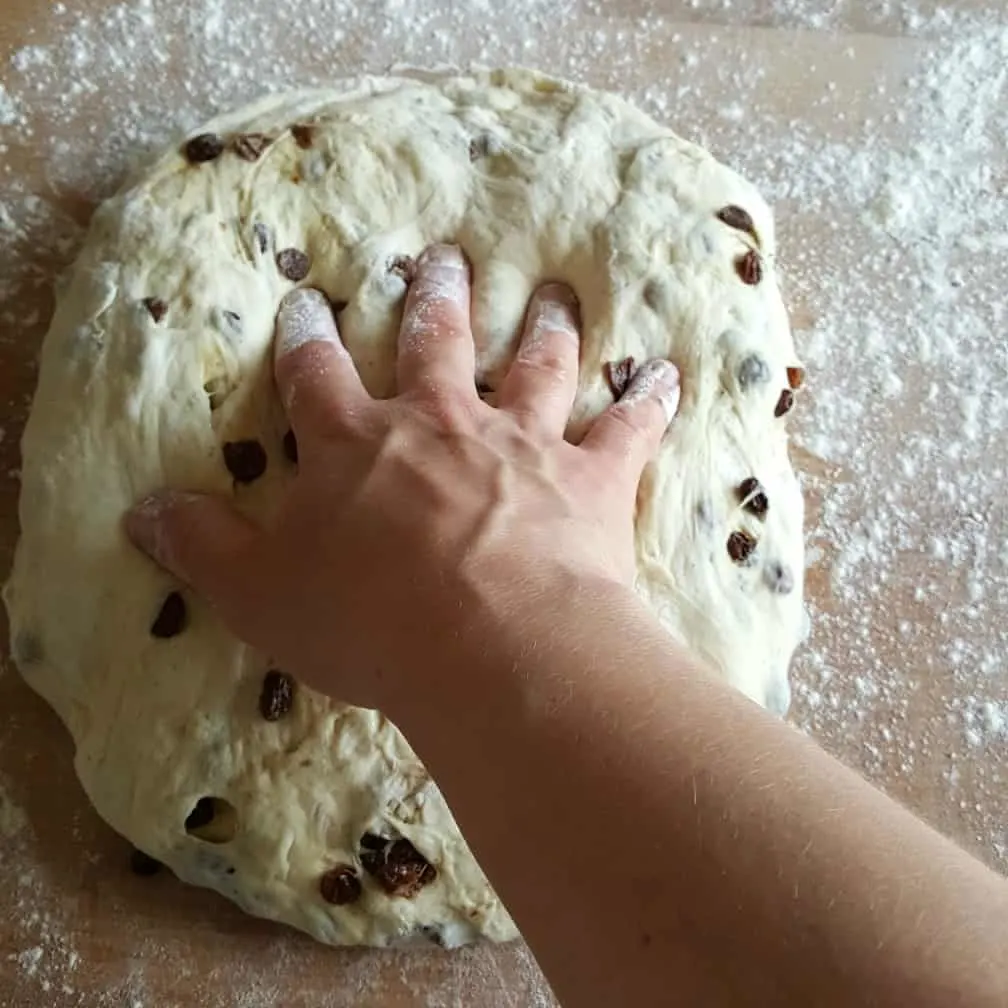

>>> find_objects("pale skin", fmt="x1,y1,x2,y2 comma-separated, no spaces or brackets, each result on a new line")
127,245,1008,1006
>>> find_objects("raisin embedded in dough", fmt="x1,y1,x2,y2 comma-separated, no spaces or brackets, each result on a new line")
787,366,805,390
320,865,363,905
727,530,758,566
737,353,771,390
143,297,168,323
222,439,268,483
361,837,438,899
603,357,635,399
735,249,763,286
259,670,295,721
183,133,225,164
291,123,316,149
150,591,187,638
716,204,759,246
276,248,311,282
775,389,795,417
737,477,769,519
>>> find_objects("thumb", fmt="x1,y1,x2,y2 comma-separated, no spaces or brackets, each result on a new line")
125,490,261,611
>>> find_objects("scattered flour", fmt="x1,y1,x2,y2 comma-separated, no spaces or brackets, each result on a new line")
0,0,1007,1003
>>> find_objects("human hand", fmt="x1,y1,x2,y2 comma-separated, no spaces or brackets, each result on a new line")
125,244,679,716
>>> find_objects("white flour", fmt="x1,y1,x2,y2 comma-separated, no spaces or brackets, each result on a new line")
1,0,1006,1003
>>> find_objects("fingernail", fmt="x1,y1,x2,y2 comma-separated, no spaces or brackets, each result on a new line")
418,244,467,271
276,288,342,357
535,283,580,335
621,359,681,424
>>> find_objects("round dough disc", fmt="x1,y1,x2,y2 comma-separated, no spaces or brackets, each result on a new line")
4,69,805,949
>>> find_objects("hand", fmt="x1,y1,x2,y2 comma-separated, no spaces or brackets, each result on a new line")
125,244,680,717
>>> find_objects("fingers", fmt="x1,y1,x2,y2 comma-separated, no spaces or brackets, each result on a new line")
581,359,681,478
397,244,475,397
125,491,262,628
498,283,580,435
274,288,367,436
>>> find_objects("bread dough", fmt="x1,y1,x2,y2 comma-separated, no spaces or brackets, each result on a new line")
3,69,805,949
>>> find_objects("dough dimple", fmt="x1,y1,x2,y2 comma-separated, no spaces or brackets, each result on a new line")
3,69,806,949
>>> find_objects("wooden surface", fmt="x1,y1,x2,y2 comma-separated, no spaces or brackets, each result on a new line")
1,0,1006,1005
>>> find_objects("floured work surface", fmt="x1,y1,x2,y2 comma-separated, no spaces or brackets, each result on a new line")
0,1,1006,1005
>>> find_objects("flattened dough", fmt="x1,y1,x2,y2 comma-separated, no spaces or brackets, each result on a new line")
4,69,805,948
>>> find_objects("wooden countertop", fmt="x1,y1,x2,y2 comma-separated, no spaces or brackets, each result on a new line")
1,1,1005,1004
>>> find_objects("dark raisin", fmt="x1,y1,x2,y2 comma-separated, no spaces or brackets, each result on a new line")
359,832,388,852
150,591,187,638
716,205,759,245
276,248,311,282
775,389,795,418
737,354,770,390
232,133,271,161
183,133,225,164
388,255,417,284
291,123,315,149
185,797,216,831
727,530,758,566
737,477,769,520
320,865,362,905
130,848,163,877
787,366,805,390
735,249,763,286
763,562,794,595
361,837,437,899
282,429,299,464
253,222,272,254
259,670,295,721
222,439,268,483
143,297,168,323
603,357,636,399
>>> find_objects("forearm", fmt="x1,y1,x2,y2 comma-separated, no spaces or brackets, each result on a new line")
399,572,1008,1007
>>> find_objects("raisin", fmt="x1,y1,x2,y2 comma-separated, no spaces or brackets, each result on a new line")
183,133,225,164
727,530,758,566
282,429,299,464
143,297,168,323
253,222,272,254
603,357,636,399
276,247,311,282
763,562,794,595
150,591,187,638
737,354,770,390
130,849,163,877
291,123,315,149
775,389,795,418
735,249,763,286
232,133,271,161
259,670,295,721
787,366,805,390
361,837,437,899
716,205,759,245
185,798,216,831
388,255,417,284
222,439,268,483
320,865,362,905
737,477,769,520
359,832,387,852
